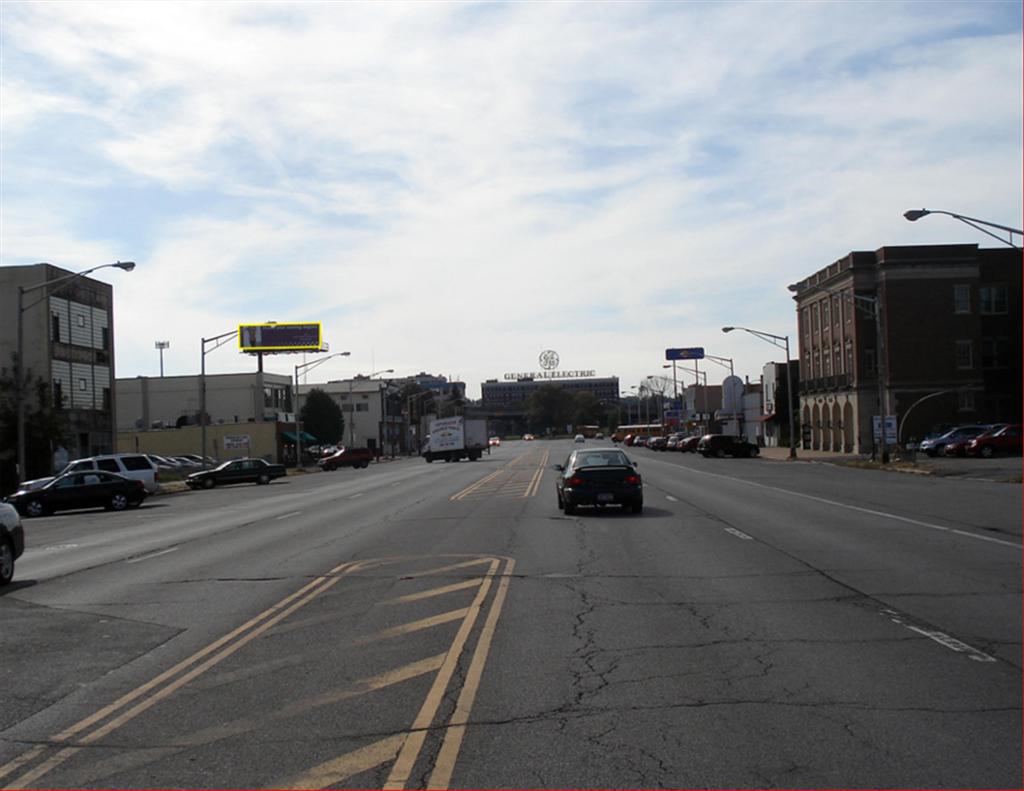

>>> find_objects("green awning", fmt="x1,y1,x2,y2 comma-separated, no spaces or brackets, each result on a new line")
282,430,317,442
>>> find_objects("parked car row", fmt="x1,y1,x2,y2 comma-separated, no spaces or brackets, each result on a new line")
916,424,1021,457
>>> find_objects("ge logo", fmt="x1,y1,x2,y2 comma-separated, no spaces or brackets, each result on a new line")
539,350,559,370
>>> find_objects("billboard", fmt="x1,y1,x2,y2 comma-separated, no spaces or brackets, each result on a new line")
239,323,322,352
666,347,705,360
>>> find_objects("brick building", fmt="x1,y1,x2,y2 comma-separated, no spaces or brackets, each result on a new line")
788,244,1021,453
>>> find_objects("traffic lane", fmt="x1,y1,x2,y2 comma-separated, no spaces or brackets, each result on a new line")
0,448,536,784
636,452,1021,665
630,445,1021,539
453,463,1020,788
10,452,503,582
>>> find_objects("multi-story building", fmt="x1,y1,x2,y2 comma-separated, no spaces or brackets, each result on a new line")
1,264,121,481
297,377,396,454
481,376,620,435
759,361,800,448
789,244,1021,453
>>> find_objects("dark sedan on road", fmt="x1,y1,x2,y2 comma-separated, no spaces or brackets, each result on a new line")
677,436,701,453
6,470,147,518
554,448,643,515
698,434,760,458
186,458,287,489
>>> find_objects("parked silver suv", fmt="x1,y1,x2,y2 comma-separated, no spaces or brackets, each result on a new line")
62,454,160,493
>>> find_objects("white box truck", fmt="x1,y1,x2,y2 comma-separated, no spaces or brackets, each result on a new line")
423,416,488,462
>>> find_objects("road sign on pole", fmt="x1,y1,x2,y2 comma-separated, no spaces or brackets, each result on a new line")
666,347,705,360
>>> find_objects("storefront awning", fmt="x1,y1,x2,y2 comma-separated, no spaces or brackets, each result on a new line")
282,430,317,442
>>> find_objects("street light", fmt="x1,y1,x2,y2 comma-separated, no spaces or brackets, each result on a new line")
199,329,239,468
722,326,797,459
155,341,170,377
15,261,135,482
904,208,1022,249
294,351,351,467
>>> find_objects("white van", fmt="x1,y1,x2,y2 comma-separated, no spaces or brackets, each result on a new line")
62,454,160,493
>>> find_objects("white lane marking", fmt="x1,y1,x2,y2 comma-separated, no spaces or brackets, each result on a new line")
665,495,679,502
881,609,996,662
125,547,179,564
350,492,364,499
276,511,303,520
39,544,79,552
645,457,1022,550
724,527,753,541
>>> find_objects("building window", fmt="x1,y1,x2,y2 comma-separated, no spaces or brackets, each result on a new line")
981,337,1009,369
955,340,973,369
953,284,971,314
52,314,61,343
980,285,1008,315
823,351,832,376
356,403,369,412
957,391,975,412
833,345,842,375
76,314,86,328
822,300,830,330
101,327,110,351
102,388,111,411
79,378,88,391
845,343,854,377
54,380,63,408
845,291,853,322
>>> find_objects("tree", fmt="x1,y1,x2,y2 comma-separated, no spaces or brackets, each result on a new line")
0,357,71,492
527,384,576,434
572,391,606,428
300,388,344,445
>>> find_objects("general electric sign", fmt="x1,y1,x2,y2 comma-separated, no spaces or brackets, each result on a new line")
503,350,596,381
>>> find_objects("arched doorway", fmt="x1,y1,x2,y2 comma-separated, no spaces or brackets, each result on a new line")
832,403,843,452
812,403,821,450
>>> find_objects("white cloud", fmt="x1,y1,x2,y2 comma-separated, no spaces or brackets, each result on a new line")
2,1,1020,396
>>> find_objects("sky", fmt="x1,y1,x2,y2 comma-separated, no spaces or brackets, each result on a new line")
2,0,1021,400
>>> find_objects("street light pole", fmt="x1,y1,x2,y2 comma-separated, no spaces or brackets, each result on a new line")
904,208,1022,249
722,326,796,459
155,341,169,377
15,261,135,482
199,329,238,468
294,351,351,467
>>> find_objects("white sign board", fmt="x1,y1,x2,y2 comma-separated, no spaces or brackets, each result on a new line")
223,434,251,450
872,416,897,443
429,417,464,451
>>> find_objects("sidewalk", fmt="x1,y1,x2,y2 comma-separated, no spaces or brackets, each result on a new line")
758,446,861,462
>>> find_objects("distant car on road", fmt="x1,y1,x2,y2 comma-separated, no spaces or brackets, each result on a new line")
0,502,25,585
317,447,373,470
489,436,502,447
573,434,585,443
965,424,1022,457
698,434,760,458
7,470,148,518
649,437,668,451
186,458,287,489
554,447,643,515
522,434,535,441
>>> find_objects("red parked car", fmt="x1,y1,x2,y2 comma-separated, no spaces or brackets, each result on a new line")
942,424,1006,456
965,425,1022,458
677,436,701,453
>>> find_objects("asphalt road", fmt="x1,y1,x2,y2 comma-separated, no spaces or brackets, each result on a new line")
1,440,1020,789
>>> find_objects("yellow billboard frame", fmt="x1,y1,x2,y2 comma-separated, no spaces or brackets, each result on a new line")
238,322,323,352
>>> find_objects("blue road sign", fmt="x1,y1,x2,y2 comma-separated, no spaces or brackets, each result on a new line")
665,347,705,360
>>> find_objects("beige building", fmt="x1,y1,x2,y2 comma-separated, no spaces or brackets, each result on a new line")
118,422,281,463
296,377,396,453
116,372,292,431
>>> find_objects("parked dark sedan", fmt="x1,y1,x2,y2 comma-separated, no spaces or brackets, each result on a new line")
966,424,1022,457
554,448,643,515
7,470,147,517
698,434,760,458
186,458,287,489
677,436,701,453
